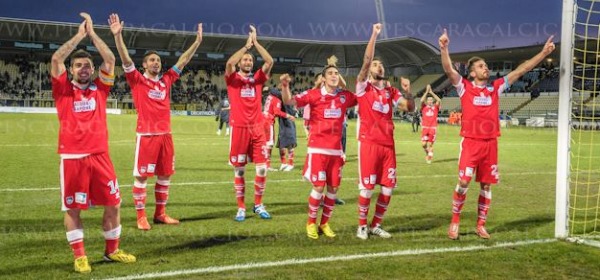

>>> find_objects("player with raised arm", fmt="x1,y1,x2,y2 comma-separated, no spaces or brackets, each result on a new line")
264,85,295,171
109,13,203,230
420,84,441,164
224,25,274,221
439,29,555,239
281,64,357,239
51,13,135,273
354,23,415,240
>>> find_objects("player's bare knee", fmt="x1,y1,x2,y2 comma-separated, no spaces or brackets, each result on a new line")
359,189,373,198
157,175,170,182
234,167,245,177
480,183,491,191
256,165,267,176
313,186,325,193
381,186,393,196
326,186,338,194
135,176,147,184
458,180,470,189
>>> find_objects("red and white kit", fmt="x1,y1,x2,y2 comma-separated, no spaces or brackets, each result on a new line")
421,102,440,143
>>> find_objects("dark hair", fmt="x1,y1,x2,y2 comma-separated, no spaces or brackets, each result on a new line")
143,50,160,63
467,56,484,72
321,65,338,76
69,49,93,66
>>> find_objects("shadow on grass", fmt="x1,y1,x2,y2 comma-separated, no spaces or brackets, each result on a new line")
492,214,554,233
433,157,459,163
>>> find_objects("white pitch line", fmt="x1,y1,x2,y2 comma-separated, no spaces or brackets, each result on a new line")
0,171,556,192
100,238,556,280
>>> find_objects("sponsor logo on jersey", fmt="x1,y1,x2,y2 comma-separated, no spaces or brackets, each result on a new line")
318,171,326,181
473,93,492,106
372,101,390,114
66,196,74,205
73,97,96,113
241,87,255,98
148,88,166,100
425,109,434,117
75,192,87,204
324,108,342,118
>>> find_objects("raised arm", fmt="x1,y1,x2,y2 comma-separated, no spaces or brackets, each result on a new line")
81,13,114,74
175,23,203,70
51,21,87,78
225,32,253,77
397,77,415,112
109,13,133,68
251,26,274,76
507,35,555,85
429,87,441,105
420,87,429,103
439,28,461,86
357,23,382,82
280,74,296,106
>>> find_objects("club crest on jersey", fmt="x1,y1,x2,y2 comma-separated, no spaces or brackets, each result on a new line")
385,90,390,99
231,156,237,163
473,92,492,106
73,97,96,113
311,175,317,182
363,177,370,185
159,81,166,87
340,95,346,104
487,86,494,92
66,196,74,205
140,166,147,174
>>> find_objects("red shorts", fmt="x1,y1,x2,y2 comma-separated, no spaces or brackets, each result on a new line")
264,121,275,147
229,125,267,167
302,153,345,187
61,153,121,210
421,127,437,143
458,137,499,184
133,134,175,177
358,141,397,189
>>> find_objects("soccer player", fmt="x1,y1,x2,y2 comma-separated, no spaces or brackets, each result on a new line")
225,25,274,221
51,13,135,273
420,84,441,164
439,29,555,239
281,65,357,240
354,23,415,240
109,14,203,230
216,97,230,136
264,87,295,171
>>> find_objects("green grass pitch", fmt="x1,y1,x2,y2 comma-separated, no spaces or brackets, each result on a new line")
0,113,599,279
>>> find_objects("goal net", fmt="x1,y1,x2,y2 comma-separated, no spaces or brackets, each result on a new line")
557,0,600,247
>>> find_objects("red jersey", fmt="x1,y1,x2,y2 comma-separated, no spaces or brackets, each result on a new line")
263,94,286,125
355,80,403,147
52,70,113,154
124,63,181,134
225,69,268,127
421,103,440,128
454,76,508,139
295,87,357,153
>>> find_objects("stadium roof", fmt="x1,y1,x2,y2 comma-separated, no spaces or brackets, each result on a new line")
0,18,439,69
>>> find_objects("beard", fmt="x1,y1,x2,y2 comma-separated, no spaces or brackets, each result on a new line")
372,74,386,81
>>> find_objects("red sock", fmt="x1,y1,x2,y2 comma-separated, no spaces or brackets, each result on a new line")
154,181,170,218
254,175,266,206
370,192,391,228
132,181,147,219
66,229,85,258
320,192,336,226
234,176,245,209
307,190,322,224
477,189,492,226
288,149,295,166
103,225,121,255
279,149,286,164
452,186,468,223
358,195,370,226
